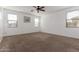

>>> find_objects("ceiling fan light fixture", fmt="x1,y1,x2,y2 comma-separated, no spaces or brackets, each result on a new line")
32,6,45,13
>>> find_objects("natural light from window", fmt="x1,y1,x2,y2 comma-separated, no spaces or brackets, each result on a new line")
8,14,17,21
67,11,79,19
0,12,2,19
66,10,79,28
35,17,39,27
8,14,17,28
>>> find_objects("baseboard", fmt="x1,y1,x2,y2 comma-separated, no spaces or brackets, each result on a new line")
3,31,79,40
3,32,40,38
41,31,79,40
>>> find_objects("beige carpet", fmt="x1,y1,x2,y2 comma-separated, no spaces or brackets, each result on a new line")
0,32,79,52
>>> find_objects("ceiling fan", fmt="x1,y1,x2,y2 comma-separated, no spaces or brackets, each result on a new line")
32,6,45,13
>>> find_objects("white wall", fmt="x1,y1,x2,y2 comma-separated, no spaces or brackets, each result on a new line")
41,7,79,39
3,7,79,38
0,7,3,42
3,8,40,36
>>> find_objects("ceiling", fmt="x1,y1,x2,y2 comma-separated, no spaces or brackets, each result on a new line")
3,6,72,16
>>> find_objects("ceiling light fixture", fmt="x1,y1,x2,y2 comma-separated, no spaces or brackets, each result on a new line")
31,6,45,13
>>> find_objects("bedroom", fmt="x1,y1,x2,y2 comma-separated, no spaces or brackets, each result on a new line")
0,6,79,52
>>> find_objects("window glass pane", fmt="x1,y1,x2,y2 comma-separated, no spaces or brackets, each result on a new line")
8,24,17,28
8,14,17,20
35,17,39,27
8,14,17,28
67,11,79,19
66,10,79,28
8,21,17,24
0,12,2,19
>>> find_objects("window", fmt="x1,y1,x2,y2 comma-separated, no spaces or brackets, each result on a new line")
66,10,79,28
0,12,2,19
8,14,17,28
35,17,39,27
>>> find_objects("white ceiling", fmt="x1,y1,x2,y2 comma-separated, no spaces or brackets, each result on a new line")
3,6,72,16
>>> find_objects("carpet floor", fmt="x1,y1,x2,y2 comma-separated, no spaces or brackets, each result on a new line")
0,32,79,52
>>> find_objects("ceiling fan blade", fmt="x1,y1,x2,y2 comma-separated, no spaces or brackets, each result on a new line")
37,6,40,8
40,6,45,8
32,6,45,13
33,6,37,8
40,9,45,12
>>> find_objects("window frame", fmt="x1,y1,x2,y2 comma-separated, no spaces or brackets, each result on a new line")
34,17,39,27
66,9,79,28
7,13,18,28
